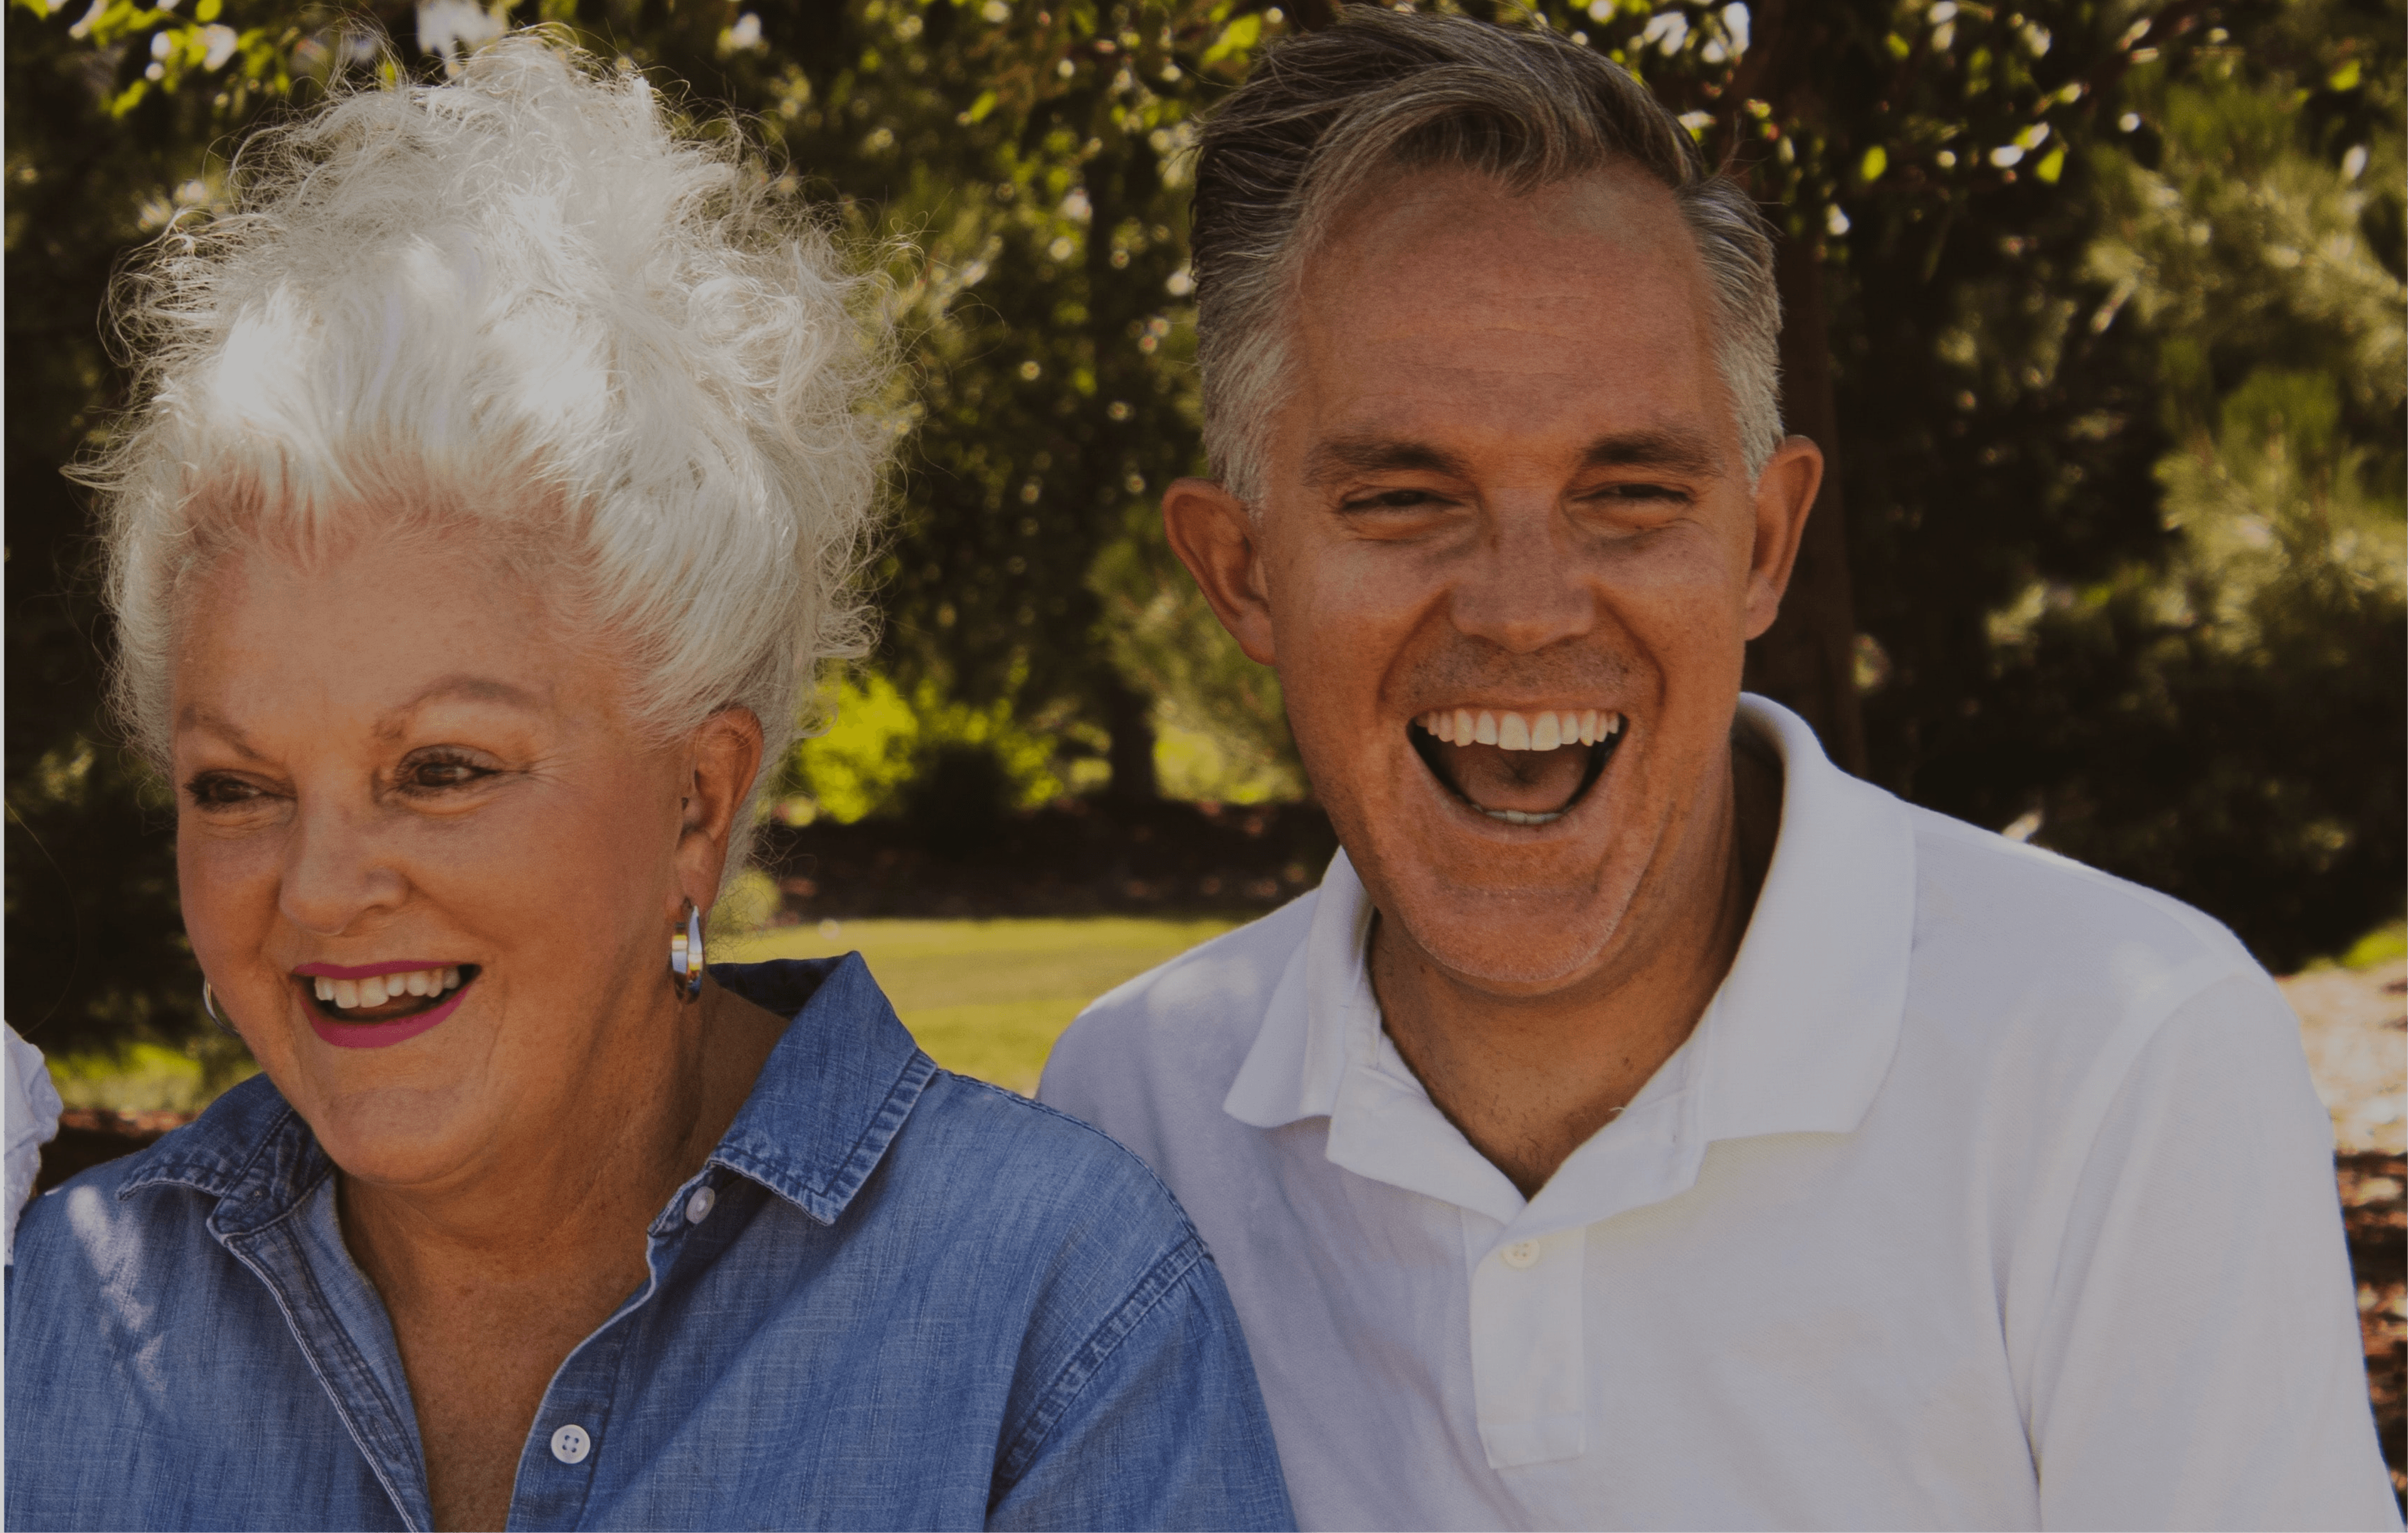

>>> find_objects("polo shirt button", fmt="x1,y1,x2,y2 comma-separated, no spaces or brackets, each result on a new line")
684,1186,716,1224
1502,1239,1541,1270
550,1424,591,1465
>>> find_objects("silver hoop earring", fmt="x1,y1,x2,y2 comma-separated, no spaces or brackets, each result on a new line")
199,980,239,1039
670,903,704,1000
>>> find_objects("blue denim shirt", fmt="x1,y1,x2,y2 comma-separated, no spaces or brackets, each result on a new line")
5,957,1295,1531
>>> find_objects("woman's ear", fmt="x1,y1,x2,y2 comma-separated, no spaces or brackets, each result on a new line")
1162,478,1277,666
673,706,766,913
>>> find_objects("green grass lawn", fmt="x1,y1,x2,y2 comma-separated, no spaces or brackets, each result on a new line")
58,911,2395,1112
45,916,1244,1112
718,916,1244,1095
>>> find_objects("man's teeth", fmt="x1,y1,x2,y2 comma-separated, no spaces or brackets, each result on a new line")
313,967,462,1011
1415,708,1624,750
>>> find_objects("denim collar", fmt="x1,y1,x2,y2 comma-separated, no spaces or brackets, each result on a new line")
117,953,936,1231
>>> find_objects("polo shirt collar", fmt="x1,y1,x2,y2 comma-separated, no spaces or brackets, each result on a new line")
119,953,936,1233
1223,694,1916,1229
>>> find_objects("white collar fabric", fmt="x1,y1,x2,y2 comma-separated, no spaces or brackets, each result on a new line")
1222,694,1917,1234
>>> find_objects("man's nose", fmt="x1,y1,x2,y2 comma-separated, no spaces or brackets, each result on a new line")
278,798,407,937
1448,499,1594,653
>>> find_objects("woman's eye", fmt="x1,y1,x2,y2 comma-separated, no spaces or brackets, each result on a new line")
400,756,492,793
184,773,264,809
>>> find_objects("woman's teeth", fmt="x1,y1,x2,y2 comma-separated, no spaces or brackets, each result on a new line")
314,967,460,1011
1415,708,1623,750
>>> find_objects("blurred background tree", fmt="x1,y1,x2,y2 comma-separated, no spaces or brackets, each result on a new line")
7,0,2400,1056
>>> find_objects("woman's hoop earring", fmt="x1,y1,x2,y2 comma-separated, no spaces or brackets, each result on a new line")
670,903,705,1000
199,980,240,1039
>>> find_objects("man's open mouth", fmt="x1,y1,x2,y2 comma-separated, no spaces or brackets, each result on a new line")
297,964,479,1023
1408,708,1623,826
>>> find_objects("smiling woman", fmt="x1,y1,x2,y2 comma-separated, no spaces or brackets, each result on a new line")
3,34,1291,1533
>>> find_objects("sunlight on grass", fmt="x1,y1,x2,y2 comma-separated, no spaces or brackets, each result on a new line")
719,916,1242,1095
2340,921,2408,970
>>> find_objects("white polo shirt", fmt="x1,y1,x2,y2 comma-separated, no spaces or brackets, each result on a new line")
1040,696,2397,1531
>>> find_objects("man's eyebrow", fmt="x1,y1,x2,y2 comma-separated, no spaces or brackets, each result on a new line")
1579,428,1721,477
1302,436,1473,489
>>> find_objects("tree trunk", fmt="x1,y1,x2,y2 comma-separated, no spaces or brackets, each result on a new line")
1100,674,1161,802
1745,238,1867,776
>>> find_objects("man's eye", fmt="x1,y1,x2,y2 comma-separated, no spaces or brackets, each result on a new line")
1591,482,1689,504
1342,489,1449,512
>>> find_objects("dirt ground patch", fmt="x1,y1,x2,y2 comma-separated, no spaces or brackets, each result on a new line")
2281,958,2407,1509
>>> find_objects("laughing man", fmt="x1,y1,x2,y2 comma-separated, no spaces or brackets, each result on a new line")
1038,10,2397,1529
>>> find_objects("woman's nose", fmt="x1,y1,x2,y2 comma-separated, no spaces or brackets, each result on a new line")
1447,501,1594,652
277,800,406,936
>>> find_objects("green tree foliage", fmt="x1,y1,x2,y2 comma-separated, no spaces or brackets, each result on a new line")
1967,13,2405,967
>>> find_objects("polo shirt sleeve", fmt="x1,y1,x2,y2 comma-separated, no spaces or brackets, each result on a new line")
987,1236,1297,1532
2025,971,2400,1530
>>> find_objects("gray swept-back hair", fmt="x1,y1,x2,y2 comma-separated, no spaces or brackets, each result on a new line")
84,34,889,874
1191,6,1783,502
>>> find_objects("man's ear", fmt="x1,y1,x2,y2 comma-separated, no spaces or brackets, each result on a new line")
672,706,766,917
1743,435,1825,641
1162,477,1278,666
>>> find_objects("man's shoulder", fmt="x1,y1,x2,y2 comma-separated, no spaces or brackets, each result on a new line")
1039,891,1318,1138
1904,802,2256,979
1894,804,2278,1079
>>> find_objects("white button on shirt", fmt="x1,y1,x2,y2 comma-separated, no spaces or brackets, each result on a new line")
684,1185,716,1224
549,1424,590,1465
1042,696,2398,1531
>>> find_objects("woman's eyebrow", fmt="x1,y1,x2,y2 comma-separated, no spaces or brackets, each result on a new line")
173,704,267,757
391,674,550,716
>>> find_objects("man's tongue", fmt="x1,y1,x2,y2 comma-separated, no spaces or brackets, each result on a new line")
1437,740,1591,814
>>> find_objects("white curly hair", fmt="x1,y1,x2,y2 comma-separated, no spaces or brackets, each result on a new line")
84,33,889,872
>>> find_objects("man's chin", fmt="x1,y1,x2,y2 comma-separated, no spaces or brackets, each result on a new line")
1373,867,1632,993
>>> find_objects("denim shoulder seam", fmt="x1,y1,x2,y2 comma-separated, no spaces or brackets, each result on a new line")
995,1231,1210,1488
938,1071,1210,1250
